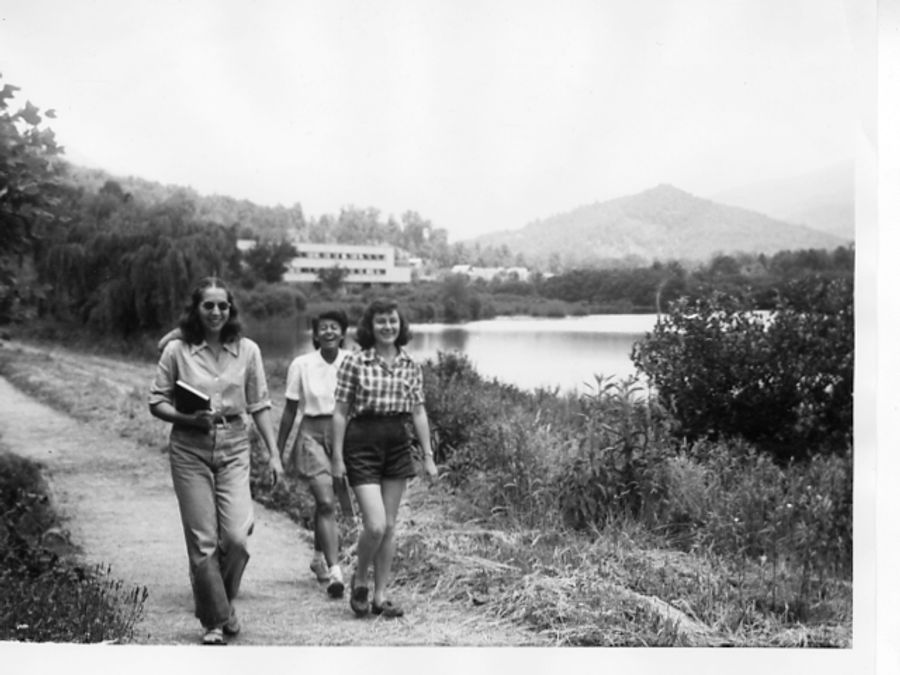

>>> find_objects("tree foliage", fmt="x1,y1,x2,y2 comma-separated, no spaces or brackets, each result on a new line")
0,76,65,322
316,265,348,293
241,239,296,285
39,191,241,335
631,277,853,461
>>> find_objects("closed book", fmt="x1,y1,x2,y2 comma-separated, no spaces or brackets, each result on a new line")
174,379,211,414
333,475,355,517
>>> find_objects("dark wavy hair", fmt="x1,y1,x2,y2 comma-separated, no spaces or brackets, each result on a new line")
311,309,349,349
354,299,411,349
178,277,242,345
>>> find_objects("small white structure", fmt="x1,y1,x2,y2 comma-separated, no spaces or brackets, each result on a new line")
284,242,411,285
448,265,530,282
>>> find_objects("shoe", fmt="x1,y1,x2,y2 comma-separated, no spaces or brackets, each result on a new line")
310,556,329,582
349,569,369,617
202,627,225,645
223,608,241,637
371,600,405,618
326,565,345,599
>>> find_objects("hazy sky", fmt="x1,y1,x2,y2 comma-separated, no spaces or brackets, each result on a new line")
0,0,870,240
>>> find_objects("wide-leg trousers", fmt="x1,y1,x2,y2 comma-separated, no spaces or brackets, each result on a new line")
169,421,254,629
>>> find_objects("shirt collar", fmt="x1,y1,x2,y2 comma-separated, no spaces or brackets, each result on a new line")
190,339,240,357
361,347,412,365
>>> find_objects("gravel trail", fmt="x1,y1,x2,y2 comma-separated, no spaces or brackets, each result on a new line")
0,373,541,647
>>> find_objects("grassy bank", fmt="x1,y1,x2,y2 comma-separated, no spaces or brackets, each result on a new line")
0,447,148,642
0,341,851,646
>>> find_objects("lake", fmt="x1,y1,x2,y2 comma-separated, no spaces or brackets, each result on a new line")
243,314,661,394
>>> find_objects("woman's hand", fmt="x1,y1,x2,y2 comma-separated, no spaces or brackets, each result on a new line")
423,454,438,483
331,456,346,480
269,454,284,488
189,410,215,430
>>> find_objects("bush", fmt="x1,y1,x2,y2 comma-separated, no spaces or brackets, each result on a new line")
631,277,853,461
236,283,306,320
554,377,670,529
0,451,148,642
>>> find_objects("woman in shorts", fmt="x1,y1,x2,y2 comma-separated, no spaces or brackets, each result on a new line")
276,309,350,598
331,299,438,618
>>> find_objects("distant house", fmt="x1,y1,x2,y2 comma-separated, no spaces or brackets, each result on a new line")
236,238,257,252
448,265,531,282
501,267,530,281
284,242,411,285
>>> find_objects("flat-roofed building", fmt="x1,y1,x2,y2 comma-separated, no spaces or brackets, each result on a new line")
284,242,411,285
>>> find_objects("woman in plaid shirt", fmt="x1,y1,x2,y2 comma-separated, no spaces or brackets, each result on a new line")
332,299,438,618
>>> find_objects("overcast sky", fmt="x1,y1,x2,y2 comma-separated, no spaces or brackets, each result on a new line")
0,0,871,241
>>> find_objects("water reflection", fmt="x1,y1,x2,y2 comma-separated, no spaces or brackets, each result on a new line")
244,314,658,394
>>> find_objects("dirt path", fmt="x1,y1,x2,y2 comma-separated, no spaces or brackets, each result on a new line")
0,373,543,646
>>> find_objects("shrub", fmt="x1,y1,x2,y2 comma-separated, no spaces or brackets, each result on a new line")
631,277,853,461
0,451,148,642
554,377,670,529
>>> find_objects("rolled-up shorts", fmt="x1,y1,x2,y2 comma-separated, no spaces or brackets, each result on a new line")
286,415,334,479
344,414,416,487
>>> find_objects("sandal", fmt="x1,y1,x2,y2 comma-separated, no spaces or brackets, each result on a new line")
202,627,225,645
371,600,404,618
349,569,370,617
223,608,241,636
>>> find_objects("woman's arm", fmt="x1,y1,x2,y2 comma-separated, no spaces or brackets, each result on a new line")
148,343,214,429
331,400,350,479
252,407,284,486
149,400,215,430
276,399,299,463
411,403,438,480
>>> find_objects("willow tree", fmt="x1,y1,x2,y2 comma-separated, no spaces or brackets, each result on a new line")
39,188,241,336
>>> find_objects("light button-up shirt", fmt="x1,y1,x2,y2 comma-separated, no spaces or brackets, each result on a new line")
149,337,272,416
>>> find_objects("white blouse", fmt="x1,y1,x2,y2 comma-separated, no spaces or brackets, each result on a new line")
283,349,348,417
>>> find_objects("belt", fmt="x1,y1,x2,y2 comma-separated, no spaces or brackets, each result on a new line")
353,411,410,421
173,414,242,433
212,414,243,427
303,414,333,420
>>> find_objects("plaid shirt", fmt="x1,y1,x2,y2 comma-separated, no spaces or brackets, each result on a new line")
334,347,425,417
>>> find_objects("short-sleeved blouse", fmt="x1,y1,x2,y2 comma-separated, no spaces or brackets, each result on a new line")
284,348,348,416
333,347,424,417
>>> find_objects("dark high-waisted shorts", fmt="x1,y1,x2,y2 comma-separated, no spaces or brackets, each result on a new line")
344,413,416,487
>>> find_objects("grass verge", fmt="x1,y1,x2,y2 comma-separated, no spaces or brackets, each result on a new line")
0,341,851,647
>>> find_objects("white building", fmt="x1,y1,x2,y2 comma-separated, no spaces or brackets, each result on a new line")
448,264,530,282
284,242,411,285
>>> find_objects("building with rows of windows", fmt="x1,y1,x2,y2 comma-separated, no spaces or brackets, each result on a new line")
283,242,412,285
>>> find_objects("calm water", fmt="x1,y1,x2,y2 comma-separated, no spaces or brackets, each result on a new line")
244,314,661,394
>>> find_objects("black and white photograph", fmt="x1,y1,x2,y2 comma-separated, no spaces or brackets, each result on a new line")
0,0,890,673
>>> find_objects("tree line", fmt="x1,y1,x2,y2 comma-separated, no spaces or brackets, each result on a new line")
0,74,854,339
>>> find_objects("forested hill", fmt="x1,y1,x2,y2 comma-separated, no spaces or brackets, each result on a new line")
65,164,307,242
468,184,847,269
63,163,453,264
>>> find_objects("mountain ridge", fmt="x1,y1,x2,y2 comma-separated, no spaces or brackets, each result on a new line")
468,183,847,268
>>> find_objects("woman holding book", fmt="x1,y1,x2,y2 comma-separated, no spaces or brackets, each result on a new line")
276,309,351,598
332,298,438,619
149,276,283,645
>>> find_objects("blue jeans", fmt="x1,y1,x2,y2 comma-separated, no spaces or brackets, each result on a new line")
169,420,254,629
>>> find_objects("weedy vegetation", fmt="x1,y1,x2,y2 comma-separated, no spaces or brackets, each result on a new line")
0,450,148,643
0,276,851,646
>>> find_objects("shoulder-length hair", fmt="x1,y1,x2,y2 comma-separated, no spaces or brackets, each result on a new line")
311,309,349,349
178,277,242,345
354,299,411,349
